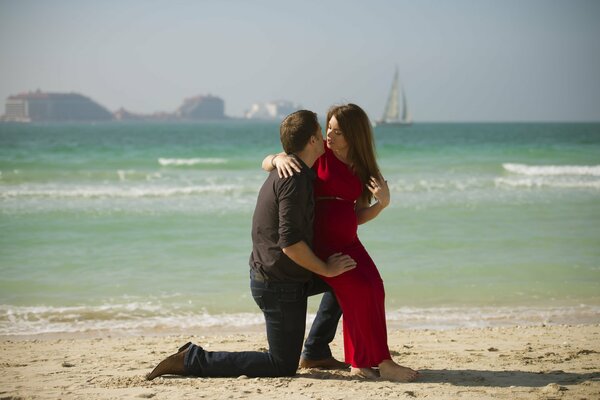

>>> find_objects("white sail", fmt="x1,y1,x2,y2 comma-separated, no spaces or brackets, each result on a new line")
377,67,412,126
382,69,400,121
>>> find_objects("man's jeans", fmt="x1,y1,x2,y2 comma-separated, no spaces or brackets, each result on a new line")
184,276,341,377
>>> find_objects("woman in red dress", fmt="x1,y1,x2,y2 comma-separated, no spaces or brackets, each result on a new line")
263,104,418,381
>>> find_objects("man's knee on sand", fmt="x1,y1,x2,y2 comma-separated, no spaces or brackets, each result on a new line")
270,353,301,377
277,364,299,377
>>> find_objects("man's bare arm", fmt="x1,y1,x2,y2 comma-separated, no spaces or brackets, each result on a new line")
282,241,356,277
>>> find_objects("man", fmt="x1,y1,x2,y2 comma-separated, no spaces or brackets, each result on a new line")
147,110,356,379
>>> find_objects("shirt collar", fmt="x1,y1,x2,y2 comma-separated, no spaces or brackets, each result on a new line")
292,154,316,180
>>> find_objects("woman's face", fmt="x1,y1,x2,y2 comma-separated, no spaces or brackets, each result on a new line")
326,115,349,153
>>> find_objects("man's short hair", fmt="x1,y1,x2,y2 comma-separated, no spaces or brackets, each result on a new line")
280,110,319,154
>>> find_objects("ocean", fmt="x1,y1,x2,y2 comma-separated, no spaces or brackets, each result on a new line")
1,121,599,336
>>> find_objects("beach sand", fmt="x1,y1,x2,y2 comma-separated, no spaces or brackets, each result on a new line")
1,324,599,399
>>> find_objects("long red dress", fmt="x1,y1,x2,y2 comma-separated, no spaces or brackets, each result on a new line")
313,145,392,368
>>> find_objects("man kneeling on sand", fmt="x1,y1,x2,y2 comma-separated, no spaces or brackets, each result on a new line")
147,110,356,379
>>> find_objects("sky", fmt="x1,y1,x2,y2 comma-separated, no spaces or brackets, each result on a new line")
1,0,599,122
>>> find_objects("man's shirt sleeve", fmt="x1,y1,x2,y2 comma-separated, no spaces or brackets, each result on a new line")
277,175,307,249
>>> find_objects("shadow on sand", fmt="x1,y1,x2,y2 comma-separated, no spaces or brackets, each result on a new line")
299,368,599,387
415,369,599,387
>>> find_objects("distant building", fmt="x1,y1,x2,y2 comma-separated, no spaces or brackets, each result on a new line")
177,95,226,120
245,100,301,120
2,90,231,123
2,90,113,122
113,107,143,121
113,107,177,122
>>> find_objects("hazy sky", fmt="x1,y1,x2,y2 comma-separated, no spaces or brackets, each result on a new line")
1,0,599,122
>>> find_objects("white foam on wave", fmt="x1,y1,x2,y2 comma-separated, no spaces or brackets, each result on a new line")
388,178,484,193
158,158,227,166
0,183,250,199
0,303,264,336
495,177,600,189
497,163,600,190
2,303,598,336
386,305,600,330
116,169,139,182
503,163,600,177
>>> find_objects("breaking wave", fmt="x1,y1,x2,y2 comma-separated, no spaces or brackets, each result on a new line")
0,183,251,199
503,163,600,177
497,163,600,190
495,177,600,189
158,158,228,166
0,303,263,336
1,303,598,336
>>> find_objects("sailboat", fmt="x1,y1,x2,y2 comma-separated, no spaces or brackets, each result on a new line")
376,67,412,127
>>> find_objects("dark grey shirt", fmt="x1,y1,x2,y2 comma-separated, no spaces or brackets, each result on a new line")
249,157,315,283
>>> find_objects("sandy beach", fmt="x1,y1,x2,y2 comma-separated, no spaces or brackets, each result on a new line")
1,324,598,399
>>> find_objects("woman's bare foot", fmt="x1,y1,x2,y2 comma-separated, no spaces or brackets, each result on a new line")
146,346,188,380
378,359,419,382
350,367,379,379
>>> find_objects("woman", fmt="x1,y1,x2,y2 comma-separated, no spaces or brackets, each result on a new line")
262,104,418,381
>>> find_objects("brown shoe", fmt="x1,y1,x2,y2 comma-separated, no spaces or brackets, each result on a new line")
177,342,192,352
299,356,349,370
146,346,189,380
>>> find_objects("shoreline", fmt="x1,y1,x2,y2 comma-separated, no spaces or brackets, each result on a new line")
3,303,599,339
0,319,597,342
1,324,599,399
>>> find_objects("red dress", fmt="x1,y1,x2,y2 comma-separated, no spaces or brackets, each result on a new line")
313,145,392,368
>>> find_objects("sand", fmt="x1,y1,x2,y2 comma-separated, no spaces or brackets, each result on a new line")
1,324,599,400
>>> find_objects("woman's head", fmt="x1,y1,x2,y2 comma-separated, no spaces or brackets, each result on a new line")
326,103,380,204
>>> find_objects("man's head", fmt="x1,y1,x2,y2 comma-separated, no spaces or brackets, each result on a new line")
280,110,322,154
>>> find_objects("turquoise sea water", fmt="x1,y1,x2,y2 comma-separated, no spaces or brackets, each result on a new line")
1,121,599,335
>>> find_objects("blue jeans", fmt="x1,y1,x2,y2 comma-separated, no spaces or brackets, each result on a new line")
184,276,341,377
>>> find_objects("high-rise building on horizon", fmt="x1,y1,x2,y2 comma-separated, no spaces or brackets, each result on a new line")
244,100,301,120
176,95,226,120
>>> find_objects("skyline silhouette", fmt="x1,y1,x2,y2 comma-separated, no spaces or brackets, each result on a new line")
1,0,599,122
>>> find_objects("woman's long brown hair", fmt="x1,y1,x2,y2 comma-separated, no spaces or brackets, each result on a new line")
326,103,381,205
